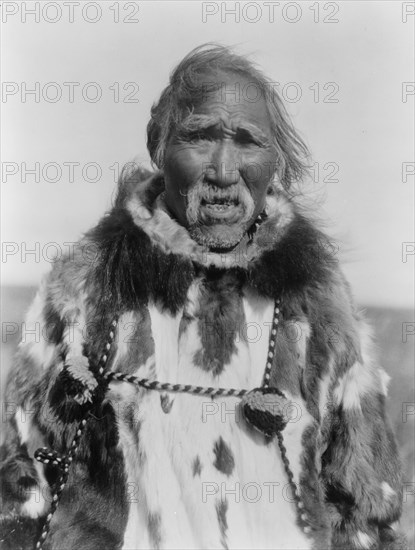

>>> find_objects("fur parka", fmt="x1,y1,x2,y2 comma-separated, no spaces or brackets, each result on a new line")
0,170,407,550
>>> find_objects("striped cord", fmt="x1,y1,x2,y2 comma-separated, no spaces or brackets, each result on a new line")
34,318,119,549
105,371,249,398
34,296,313,546
262,299,280,388
103,297,280,399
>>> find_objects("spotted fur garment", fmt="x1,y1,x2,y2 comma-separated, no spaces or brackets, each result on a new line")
0,170,408,550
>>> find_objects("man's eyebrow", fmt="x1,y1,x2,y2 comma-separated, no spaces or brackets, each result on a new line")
176,114,219,133
236,122,270,145
176,114,270,145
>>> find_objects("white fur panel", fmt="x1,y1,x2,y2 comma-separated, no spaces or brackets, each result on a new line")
112,311,135,367
379,369,391,397
318,369,333,422
334,362,374,410
381,481,396,502
295,320,310,370
62,291,88,361
20,284,56,370
148,302,182,383
15,409,51,519
354,531,375,549
114,383,152,550
16,407,31,445
20,460,51,519
281,388,316,484
20,488,48,519
333,317,387,410
115,287,313,549
241,288,275,387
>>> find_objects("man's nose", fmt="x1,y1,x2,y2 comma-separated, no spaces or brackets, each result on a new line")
204,142,240,187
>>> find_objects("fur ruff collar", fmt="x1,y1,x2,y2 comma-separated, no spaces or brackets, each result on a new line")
124,171,295,271
88,171,335,314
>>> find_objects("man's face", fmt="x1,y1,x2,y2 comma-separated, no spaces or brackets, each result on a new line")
163,72,278,250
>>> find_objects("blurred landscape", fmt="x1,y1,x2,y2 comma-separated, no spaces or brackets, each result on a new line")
1,285,414,546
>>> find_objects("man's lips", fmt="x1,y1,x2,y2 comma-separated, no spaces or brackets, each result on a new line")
201,197,238,206
199,198,244,222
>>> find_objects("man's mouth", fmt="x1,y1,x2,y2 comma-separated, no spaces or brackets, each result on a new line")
200,197,243,220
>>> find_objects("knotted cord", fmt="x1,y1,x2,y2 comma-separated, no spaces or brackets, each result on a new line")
34,297,312,548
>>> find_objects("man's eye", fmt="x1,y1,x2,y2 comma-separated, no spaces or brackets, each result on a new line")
237,130,261,146
188,131,213,142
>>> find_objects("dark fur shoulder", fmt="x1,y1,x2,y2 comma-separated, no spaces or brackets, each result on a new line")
86,207,196,315
248,212,337,297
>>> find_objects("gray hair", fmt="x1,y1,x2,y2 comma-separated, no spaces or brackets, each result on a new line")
146,43,310,189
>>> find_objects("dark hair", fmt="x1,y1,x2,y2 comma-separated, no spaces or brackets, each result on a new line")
146,43,310,189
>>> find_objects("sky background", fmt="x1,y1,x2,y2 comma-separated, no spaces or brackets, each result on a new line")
1,0,414,308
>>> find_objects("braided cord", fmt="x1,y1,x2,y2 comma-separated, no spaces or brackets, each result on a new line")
263,299,311,537
34,316,119,549
105,371,249,398
276,432,311,534
34,418,87,548
262,298,280,388
34,297,312,546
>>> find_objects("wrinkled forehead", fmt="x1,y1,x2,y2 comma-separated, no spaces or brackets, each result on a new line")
177,69,272,133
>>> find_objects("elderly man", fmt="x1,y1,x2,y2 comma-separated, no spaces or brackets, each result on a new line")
0,45,406,550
